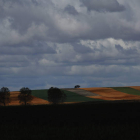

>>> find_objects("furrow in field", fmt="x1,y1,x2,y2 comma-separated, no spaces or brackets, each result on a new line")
80,87,140,100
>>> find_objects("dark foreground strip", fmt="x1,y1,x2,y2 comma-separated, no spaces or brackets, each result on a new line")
0,101,140,126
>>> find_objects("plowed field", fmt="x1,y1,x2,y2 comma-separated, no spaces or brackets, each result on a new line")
80,87,140,100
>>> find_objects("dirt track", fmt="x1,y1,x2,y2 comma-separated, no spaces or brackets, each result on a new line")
80,87,140,100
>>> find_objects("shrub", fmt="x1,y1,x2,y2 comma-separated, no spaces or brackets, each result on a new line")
47,87,66,104
18,87,33,105
0,87,10,106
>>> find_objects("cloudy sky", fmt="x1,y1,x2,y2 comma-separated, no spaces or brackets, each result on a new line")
0,0,140,91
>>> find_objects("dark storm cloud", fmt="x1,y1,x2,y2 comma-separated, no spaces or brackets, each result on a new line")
64,5,78,15
80,0,125,12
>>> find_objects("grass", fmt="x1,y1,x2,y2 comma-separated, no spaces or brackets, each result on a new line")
111,87,140,95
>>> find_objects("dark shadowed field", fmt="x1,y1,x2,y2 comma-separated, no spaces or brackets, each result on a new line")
1,100,140,139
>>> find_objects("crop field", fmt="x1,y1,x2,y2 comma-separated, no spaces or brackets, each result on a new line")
2,86,140,106
31,88,102,102
3,88,103,106
111,86,140,95
80,87,140,101
2,91,49,106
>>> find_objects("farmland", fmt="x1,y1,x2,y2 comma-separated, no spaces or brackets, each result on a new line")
3,86,140,106
1,86,140,139
80,87,140,100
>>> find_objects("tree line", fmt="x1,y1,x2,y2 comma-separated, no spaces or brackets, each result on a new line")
0,87,67,106
0,85,80,106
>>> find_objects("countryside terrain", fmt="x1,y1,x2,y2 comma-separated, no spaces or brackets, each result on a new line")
1,86,140,140
4,86,140,106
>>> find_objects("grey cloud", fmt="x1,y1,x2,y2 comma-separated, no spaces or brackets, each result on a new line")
0,46,56,55
0,0,53,35
115,44,138,55
0,0,139,44
80,0,125,12
54,43,140,67
1,0,140,90
73,43,93,53
31,0,40,6
64,5,78,15
0,41,56,55
115,44,124,52
42,41,137,67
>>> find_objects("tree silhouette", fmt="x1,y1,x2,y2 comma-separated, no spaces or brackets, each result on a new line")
74,85,80,88
47,87,66,104
18,87,33,105
0,87,10,106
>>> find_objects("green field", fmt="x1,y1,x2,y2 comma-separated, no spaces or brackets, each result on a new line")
31,89,103,102
111,87,140,95
31,87,140,103
32,89,48,100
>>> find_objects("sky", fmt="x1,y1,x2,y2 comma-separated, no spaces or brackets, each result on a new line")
0,0,140,91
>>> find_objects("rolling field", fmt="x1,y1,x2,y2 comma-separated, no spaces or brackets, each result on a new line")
1,86,140,139
111,87,140,95
3,91,49,106
2,86,140,106
80,87,140,101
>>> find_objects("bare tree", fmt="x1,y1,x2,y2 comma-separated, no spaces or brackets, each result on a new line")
0,87,10,106
18,87,33,105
